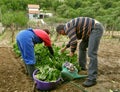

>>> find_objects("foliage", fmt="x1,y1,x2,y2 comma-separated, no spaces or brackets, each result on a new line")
2,12,15,27
0,0,120,30
2,11,28,28
44,16,70,24
13,43,81,82
13,43,21,57
64,0,82,9
51,0,63,11
35,65,60,82
34,44,80,71
56,4,69,17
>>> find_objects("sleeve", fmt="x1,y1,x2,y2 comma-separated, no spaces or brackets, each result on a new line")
65,19,78,53
66,41,70,48
44,36,51,47
47,46,54,56
67,27,77,53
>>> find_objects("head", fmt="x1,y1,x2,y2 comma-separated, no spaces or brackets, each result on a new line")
43,29,50,35
56,24,66,35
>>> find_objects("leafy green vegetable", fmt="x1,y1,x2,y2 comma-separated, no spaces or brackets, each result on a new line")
13,43,81,82
13,43,21,57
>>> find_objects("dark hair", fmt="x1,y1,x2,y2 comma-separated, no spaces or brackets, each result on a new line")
43,29,50,34
56,24,65,33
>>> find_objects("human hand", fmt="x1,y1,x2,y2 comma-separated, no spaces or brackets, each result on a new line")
60,47,66,53
66,52,74,57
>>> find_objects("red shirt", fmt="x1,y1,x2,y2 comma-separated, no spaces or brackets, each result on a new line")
33,29,51,46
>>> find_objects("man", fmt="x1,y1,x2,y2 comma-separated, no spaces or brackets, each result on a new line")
56,17,104,87
16,28,54,79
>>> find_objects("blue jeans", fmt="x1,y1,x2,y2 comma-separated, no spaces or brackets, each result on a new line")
79,23,104,80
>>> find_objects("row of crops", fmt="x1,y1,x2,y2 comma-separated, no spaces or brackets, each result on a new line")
13,43,81,82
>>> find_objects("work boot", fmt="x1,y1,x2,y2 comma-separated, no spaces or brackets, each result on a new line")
82,79,97,87
26,64,35,79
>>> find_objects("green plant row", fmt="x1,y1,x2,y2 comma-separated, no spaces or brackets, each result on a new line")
13,43,81,82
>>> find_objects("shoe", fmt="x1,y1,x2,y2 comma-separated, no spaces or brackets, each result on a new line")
82,79,97,87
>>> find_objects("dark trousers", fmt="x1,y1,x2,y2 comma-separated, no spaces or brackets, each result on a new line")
79,23,104,80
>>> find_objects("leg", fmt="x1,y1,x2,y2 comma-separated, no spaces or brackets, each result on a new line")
26,64,35,79
16,32,36,79
16,39,29,75
88,24,103,81
78,40,88,70
16,36,36,65
18,41,36,78
83,23,104,87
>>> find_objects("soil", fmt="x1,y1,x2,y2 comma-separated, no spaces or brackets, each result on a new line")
0,30,120,92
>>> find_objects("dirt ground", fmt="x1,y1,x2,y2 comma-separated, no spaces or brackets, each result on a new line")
0,30,120,92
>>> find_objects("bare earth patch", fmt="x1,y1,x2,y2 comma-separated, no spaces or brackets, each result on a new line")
0,31,120,92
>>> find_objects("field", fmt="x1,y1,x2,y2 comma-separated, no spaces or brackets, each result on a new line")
0,30,120,92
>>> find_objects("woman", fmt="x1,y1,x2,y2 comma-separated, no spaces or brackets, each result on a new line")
16,28,54,79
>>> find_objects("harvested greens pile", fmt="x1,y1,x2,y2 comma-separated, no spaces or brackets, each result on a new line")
13,43,80,82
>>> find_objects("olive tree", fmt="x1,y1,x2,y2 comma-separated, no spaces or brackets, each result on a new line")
2,11,28,42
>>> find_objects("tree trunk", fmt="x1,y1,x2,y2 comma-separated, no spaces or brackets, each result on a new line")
11,23,15,43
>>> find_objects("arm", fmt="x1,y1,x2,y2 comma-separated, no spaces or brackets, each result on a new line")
67,28,77,53
61,41,70,53
60,31,77,56
47,46,54,56
61,19,78,56
65,19,78,54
